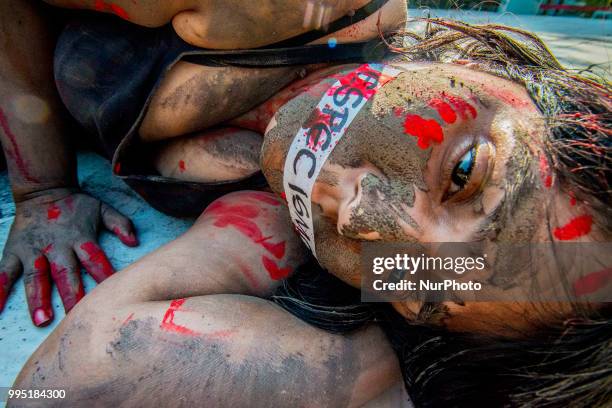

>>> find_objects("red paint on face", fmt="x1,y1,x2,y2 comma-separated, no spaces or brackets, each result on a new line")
327,64,395,100
205,201,260,219
573,267,611,297
262,255,292,280
31,256,53,327
178,160,186,172
47,203,61,221
444,95,477,120
50,262,84,311
553,215,592,241
245,191,281,207
428,98,457,124
403,114,444,149
160,299,201,336
539,154,553,188
0,108,40,183
302,108,331,131
80,242,114,282
112,226,139,247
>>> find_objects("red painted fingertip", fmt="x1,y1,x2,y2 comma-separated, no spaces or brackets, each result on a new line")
112,227,139,247
32,307,53,327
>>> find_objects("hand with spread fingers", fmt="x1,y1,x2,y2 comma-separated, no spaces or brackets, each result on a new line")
0,188,137,326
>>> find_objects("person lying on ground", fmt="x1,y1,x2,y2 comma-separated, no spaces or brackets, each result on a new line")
13,21,612,407
0,0,406,325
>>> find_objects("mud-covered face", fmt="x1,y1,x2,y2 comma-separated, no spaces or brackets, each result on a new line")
262,62,604,334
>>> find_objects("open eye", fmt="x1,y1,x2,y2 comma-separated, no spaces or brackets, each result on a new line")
450,147,476,193
444,141,493,202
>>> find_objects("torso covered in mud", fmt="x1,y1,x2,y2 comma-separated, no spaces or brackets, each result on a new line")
44,0,406,49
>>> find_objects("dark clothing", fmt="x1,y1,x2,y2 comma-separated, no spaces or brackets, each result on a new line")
54,0,389,216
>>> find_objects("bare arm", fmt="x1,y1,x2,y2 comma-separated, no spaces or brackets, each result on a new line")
12,192,399,407
0,0,136,325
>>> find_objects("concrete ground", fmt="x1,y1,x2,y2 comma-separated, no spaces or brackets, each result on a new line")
0,8,610,404
408,9,611,79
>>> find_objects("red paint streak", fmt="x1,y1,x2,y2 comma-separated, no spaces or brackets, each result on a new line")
539,154,553,188
245,191,281,206
262,255,292,280
482,85,532,109
160,299,201,336
0,272,8,312
239,264,260,290
403,114,444,149
50,262,84,311
31,256,53,326
109,3,130,19
302,108,331,130
428,98,457,124
42,244,53,255
553,215,593,241
207,200,286,259
327,64,395,100
0,108,39,183
112,226,139,247
80,242,114,282
93,1,130,20
178,160,186,172
122,312,135,326
444,95,477,120
573,268,612,297
47,203,61,220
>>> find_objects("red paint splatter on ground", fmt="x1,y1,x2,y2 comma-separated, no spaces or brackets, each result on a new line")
403,114,444,149
553,215,592,241
31,256,53,326
245,191,281,206
112,226,139,247
50,262,84,311
239,264,260,290
444,95,477,120
160,299,201,336
122,312,135,326
428,98,457,124
539,154,553,188
47,203,61,220
0,108,40,183
262,255,292,280
80,242,114,282
178,160,186,172
573,267,612,297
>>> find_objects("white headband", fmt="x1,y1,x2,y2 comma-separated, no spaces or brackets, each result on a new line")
283,63,400,258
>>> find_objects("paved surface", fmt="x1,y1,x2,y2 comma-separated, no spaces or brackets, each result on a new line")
409,9,611,78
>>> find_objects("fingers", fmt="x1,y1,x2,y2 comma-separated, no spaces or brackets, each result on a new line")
74,241,115,284
100,202,139,247
23,255,53,327
47,249,84,313
0,252,22,313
